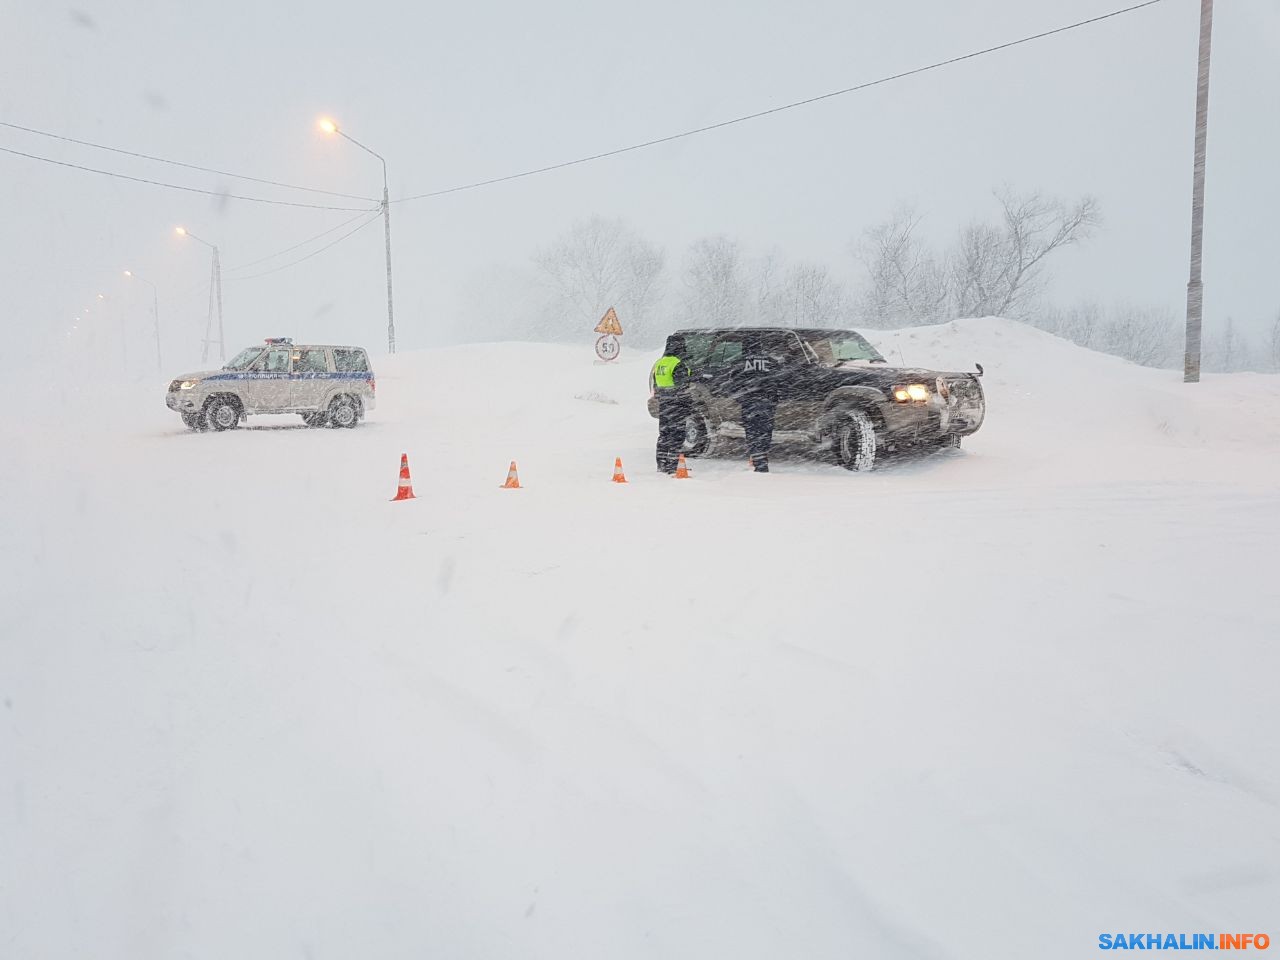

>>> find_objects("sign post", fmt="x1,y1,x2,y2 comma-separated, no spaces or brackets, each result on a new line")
594,306,623,363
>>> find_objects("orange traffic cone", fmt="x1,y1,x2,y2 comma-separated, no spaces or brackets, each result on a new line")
391,454,416,501
500,460,521,489
612,457,628,483
674,454,691,479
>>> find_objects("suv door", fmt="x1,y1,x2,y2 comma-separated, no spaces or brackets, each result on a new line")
244,347,292,412
702,333,747,425
288,347,331,410
760,331,812,430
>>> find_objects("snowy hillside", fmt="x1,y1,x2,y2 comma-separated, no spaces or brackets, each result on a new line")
2,318,1277,959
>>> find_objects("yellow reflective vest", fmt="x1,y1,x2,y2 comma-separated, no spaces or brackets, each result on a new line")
652,355,683,389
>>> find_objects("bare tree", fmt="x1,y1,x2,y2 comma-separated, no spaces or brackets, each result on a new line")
749,251,786,327
533,216,666,344
681,236,749,326
950,188,1101,318
1034,300,1181,369
1220,316,1238,372
854,206,948,328
1201,316,1261,373
1100,305,1181,368
773,262,851,328
1038,301,1103,349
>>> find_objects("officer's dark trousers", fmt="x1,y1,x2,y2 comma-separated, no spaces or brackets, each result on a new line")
741,394,776,471
656,392,691,472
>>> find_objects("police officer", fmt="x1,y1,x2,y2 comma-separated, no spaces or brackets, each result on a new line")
732,332,780,473
652,334,693,474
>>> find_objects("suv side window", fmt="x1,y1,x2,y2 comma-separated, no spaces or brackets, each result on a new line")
707,338,744,367
253,348,291,373
762,331,808,365
682,334,713,366
292,349,328,374
333,349,369,373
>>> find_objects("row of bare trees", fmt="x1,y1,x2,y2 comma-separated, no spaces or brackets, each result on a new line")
529,221,857,343
1034,304,1280,372
501,189,1277,371
855,188,1100,326
527,187,1100,345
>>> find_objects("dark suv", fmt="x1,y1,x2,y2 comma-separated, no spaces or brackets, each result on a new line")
647,327,985,470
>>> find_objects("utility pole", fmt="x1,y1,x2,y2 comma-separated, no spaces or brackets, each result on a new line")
213,246,225,362
202,248,225,363
203,257,217,364
1183,0,1214,383
178,227,224,364
382,173,396,354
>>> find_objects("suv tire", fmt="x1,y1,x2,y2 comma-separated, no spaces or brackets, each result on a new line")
328,395,359,429
205,397,240,432
682,407,715,458
301,412,326,427
181,411,204,431
834,408,877,471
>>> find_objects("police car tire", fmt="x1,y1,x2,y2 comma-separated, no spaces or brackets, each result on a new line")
204,397,240,432
328,395,358,429
180,412,203,431
835,409,877,471
301,412,326,427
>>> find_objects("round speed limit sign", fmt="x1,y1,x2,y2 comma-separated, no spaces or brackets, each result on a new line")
595,334,621,362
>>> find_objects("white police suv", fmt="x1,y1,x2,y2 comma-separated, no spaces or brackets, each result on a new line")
165,338,376,431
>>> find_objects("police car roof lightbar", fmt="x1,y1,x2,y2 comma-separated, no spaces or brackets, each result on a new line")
264,337,293,345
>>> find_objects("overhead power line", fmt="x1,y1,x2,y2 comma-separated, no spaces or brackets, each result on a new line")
223,208,381,273
165,209,382,302
0,144,375,211
392,0,1168,204
0,119,375,202
223,212,383,281
167,212,382,299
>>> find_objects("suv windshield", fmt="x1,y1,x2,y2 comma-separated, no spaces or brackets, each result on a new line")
224,347,265,371
801,331,885,365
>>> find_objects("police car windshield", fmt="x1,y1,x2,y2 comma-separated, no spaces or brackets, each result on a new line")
802,332,885,365
224,347,264,371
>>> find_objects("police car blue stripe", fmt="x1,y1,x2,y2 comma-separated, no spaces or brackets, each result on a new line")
203,371,372,382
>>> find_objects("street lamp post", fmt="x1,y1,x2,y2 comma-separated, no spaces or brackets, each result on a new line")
320,118,396,354
176,227,224,364
124,270,163,373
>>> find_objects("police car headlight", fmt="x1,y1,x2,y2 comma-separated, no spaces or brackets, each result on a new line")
892,383,930,403
179,380,198,390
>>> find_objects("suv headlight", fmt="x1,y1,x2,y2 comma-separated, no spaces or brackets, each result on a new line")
179,380,198,390
892,383,930,403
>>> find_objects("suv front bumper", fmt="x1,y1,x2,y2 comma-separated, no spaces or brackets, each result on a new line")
166,390,202,413
881,388,985,440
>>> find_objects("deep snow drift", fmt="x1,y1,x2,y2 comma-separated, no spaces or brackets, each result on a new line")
2,318,1277,959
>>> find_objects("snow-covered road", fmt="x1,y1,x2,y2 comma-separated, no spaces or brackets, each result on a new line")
3,319,1277,958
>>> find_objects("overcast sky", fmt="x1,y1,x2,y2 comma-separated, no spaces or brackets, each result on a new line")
2,0,1277,371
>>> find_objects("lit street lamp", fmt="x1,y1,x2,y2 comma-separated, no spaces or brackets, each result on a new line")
319,117,397,353
176,226,224,363
124,270,163,373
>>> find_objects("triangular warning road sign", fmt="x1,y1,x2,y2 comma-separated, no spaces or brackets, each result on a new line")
594,307,623,336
